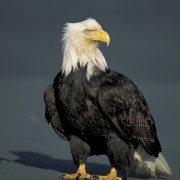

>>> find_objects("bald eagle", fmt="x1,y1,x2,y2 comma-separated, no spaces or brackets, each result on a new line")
44,18,171,180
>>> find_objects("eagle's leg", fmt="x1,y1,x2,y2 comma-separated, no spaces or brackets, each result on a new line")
63,163,91,179
98,139,134,180
99,167,122,180
62,135,91,179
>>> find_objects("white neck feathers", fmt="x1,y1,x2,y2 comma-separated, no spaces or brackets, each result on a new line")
62,41,107,80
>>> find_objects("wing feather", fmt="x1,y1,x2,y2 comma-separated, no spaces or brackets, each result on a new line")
98,75,161,157
44,84,67,141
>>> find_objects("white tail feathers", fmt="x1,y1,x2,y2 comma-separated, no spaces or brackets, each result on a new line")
155,153,172,177
134,146,171,178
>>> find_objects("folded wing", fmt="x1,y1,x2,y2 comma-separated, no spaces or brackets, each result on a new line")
44,84,67,141
98,77,161,157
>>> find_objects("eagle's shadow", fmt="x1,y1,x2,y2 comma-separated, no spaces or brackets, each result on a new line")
10,151,110,175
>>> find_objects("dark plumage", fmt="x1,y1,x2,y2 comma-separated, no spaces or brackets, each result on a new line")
44,19,171,179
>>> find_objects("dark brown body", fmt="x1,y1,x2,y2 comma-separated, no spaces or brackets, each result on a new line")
44,65,161,173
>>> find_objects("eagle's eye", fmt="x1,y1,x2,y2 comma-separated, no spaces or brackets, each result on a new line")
84,29,91,34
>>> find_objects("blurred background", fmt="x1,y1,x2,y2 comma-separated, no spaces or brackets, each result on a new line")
0,0,179,179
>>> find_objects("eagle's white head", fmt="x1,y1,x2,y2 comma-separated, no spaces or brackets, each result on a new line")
62,18,110,80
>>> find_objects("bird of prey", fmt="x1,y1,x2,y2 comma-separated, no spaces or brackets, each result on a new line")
44,18,171,180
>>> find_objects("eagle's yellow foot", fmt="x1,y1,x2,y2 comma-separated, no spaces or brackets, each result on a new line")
99,167,122,180
62,164,91,179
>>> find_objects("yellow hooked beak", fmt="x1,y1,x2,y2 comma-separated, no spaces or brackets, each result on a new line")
89,29,110,46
